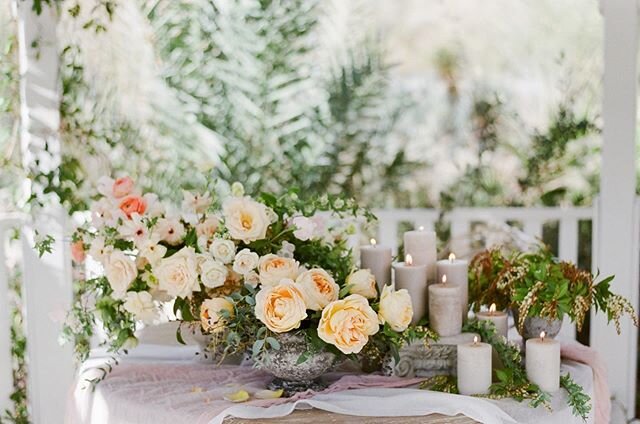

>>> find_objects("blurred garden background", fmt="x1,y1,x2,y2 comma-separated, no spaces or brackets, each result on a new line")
0,0,613,422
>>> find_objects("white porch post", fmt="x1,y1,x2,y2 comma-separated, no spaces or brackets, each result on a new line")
593,0,639,419
16,1,74,423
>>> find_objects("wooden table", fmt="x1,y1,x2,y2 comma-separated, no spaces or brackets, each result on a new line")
225,409,477,423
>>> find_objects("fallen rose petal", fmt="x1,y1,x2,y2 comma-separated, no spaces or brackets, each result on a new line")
254,389,284,399
224,390,250,403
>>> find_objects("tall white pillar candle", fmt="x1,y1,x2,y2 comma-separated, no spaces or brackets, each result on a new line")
393,254,428,325
404,227,437,283
457,336,492,395
436,253,468,321
526,332,560,392
428,275,462,337
476,303,508,339
360,238,392,290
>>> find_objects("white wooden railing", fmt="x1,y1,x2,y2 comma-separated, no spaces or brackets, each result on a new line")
5,203,632,423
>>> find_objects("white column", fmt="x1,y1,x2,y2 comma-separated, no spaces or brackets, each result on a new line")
16,2,74,423
593,0,639,419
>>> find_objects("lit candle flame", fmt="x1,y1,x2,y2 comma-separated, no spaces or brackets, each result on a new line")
405,254,413,266
370,238,377,247
473,336,479,345
540,331,546,341
448,252,456,262
489,303,496,314
418,226,424,231
442,274,447,284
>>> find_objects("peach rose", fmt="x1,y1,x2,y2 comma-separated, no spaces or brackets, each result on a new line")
258,254,300,286
119,195,147,218
112,176,134,198
295,268,339,311
200,298,234,333
222,196,270,242
71,240,86,263
378,284,413,332
317,294,379,354
255,281,307,333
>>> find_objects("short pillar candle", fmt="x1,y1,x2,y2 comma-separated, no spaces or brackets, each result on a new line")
428,275,462,337
360,238,392,290
476,303,508,339
436,253,468,320
393,254,428,325
404,227,437,283
457,336,492,395
526,331,561,392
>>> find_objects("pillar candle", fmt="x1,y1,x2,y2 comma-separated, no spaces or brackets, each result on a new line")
393,254,428,325
428,275,462,337
526,332,560,392
457,336,492,395
360,238,392,290
404,227,437,283
436,253,468,321
476,303,508,339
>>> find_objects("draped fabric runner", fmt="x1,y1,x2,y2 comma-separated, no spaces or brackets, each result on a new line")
65,342,597,424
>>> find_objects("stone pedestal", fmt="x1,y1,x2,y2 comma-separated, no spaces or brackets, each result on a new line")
383,333,478,378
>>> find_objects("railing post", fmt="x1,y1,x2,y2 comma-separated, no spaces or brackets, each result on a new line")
16,1,74,423
593,0,639,418
0,223,14,414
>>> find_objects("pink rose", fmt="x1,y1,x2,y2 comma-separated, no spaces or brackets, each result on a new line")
119,195,147,218
112,177,134,199
71,240,86,263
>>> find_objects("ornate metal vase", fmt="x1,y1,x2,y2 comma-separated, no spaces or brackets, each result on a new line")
261,331,337,397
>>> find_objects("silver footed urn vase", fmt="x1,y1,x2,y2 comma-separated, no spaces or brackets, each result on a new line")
261,331,337,397
512,309,563,340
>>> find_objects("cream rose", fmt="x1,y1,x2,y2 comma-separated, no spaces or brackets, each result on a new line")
378,285,413,332
122,291,157,324
210,238,236,264
258,254,300,286
317,294,379,354
346,269,378,299
200,259,228,289
222,196,270,242
244,270,260,288
295,268,339,311
200,298,234,333
232,249,259,275
196,216,220,238
156,247,200,298
255,281,307,333
105,250,137,299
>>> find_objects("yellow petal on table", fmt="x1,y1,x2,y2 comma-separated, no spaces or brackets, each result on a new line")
191,386,203,393
224,390,250,403
254,389,284,399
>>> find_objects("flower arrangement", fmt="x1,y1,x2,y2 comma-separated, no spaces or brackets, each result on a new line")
48,176,426,371
468,246,638,333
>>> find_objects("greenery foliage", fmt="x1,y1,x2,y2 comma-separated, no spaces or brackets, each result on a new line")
468,246,638,333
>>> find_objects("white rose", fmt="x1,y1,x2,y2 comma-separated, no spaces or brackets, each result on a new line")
156,247,200,298
222,196,270,242
232,249,259,275
155,216,186,245
258,254,300,286
122,291,157,324
105,250,137,299
244,270,260,288
295,268,339,311
209,238,236,264
347,269,378,299
200,298,234,333
200,259,228,289
378,284,413,332
196,216,220,238
291,216,316,241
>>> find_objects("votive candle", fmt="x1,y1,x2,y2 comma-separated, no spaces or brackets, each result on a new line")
476,303,508,339
526,331,560,392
